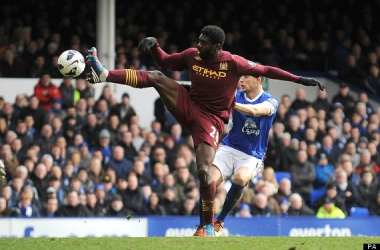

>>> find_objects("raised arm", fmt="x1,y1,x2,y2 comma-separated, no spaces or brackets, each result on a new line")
234,55,325,90
138,37,187,71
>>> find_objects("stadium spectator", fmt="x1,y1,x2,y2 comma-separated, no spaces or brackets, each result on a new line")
178,196,197,216
257,184,281,215
47,175,64,204
108,145,133,177
332,83,356,118
370,191,380,216
173,166,194,202
287,193,315,216
356,149,380,176
143,192,166,216
1,143,19,179
75,78,94,99
279,133,297,172
342,141,360,169
94,183,108,211
312,89,332,112
250,193,274,217
106,194,134,216
81,113,101,150
150,163,166,193
313,153,335,189
11,190,40,217
133,160,150,187
274,178,292,203
318,135,342,166
33,73,61,111
364,64,380,95
36,124,55,156
122,172,144,214
316,197,346,219
55,190,90,217
0,49,25,77
160,186,181,215
262,167,279,193
313,182,347,214
19,96,49,133
290,88,311,111
357,170,378,209
77,168,94,193
118,131,137,162
42,197,59,217
339,55,367,88
341,159,361,187
110,92,136,126
29,55,47,78
290,149,316,205
86,191,104,216
335,169,359,213
0,197,11,217
59,77,75,109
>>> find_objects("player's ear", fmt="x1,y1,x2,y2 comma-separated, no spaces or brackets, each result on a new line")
214,43,221,50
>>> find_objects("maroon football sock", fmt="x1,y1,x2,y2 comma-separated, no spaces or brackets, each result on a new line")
199,181,216,225
106,69,150,88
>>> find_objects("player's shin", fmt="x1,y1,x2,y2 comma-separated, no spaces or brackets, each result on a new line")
199,181,216,225
107,69,151,88
217,182,245,222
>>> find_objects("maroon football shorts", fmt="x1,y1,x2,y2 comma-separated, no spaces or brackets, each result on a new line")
171,85,224,150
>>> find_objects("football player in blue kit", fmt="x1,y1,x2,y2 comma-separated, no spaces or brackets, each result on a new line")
194,73,279,237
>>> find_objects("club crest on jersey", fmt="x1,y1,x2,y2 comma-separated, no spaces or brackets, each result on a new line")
219,61,228,70
242,118,260,136
247,60,256,68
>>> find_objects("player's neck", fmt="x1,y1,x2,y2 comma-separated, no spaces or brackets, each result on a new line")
246,88,263,99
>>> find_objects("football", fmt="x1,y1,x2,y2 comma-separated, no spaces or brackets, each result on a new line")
57,50,86,78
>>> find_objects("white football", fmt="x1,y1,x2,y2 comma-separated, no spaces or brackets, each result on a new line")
57,50,86,78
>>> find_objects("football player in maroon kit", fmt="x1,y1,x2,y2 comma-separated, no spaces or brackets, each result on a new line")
86,25,324,237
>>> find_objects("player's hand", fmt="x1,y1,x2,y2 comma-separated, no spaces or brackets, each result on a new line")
138,37,158,52
299,77,325,91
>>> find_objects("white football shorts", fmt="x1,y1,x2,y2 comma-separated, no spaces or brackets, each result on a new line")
213,145,263,181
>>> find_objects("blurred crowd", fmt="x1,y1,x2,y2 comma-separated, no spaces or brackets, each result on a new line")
0,72,379,219
1,1,380,92
0,0,380,219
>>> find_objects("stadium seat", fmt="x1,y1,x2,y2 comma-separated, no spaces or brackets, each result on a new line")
275,171,292,184
310,188,326,206
350,207,370,218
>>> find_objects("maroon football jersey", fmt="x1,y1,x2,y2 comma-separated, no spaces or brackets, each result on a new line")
151,45,299,123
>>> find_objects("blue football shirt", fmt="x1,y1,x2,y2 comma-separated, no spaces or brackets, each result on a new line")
222,90,278,160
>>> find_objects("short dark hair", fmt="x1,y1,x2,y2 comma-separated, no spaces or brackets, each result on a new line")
201,25,225,47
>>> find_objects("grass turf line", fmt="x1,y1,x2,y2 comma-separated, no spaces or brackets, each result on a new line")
0,236,379,250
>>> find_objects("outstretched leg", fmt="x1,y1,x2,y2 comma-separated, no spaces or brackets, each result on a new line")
86,47,179,111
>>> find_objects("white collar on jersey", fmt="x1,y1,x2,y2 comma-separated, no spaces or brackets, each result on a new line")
244,90,264,102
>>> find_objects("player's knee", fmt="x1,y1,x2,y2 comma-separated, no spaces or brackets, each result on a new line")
232,174,248,186
148,70,165,85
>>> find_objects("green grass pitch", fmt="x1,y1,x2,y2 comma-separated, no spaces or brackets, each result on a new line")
0,237,379,250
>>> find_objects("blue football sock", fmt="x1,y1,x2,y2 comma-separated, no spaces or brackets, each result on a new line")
217,182,245,222
198,195,204,227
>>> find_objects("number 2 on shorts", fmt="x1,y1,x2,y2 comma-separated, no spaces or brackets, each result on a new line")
209,126,219,143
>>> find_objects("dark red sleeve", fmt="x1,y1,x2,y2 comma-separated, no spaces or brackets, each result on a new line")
150,43,188,71
233,55,301,83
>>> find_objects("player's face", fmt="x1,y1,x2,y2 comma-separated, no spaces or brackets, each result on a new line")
197,34,219,59
239,75,261,92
